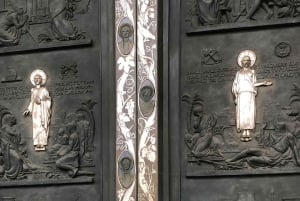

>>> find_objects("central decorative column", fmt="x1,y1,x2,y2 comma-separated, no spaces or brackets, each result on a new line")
115,0,158,200
115,0,137,200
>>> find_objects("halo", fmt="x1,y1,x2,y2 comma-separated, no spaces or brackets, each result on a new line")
237,50,256,67
30,69,47,86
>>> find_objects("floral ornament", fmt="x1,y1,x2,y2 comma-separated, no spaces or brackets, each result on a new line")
119,113,131,123
118,55,135,73
140,144,156,162
125,99,135,119
149,136,156,145
117,189,125,201
139,161,145,173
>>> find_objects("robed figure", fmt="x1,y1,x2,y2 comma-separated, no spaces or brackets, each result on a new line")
232,50,272,142
24,69,51,151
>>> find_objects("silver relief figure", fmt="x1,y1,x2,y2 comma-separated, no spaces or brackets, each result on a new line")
24,69,51,151
232,50,272,142
118,23,134,55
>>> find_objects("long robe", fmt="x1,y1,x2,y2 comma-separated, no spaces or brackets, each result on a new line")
232,69,257,131
1,125,23,179
28,87,51,146
50,0,78,40
56,132,80,177
197,0,218,25
0,12,23,46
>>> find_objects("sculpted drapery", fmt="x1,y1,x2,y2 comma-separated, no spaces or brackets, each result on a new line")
232,68,257,131
27,87,51,147
24,69,51,151
232,50,272,142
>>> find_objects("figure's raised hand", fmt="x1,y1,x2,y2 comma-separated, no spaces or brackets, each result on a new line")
264,81,272,86
23,110,30,116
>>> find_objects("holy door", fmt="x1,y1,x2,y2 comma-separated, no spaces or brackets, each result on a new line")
165,0,300,200
0,0,114,200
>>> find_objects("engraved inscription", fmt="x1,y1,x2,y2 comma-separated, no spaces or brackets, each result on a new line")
283,199,300,201
0,198,16,201
0,80,95,100
52,81,95,97
255,62,300,79
0,86,30,100
185,61,300,84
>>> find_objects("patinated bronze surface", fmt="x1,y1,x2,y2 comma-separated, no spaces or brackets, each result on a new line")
165,0,300,200
0,0,114,200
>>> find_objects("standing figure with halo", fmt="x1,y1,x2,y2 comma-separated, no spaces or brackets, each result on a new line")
232,50,272,142
24,69,51,151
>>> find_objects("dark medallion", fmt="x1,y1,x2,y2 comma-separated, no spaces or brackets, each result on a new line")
275,42,292,58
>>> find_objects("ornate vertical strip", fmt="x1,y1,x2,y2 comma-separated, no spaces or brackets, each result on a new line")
137,0,158,200
115,0,137,201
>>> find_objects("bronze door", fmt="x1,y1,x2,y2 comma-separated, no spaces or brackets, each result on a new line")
164,0,300,200
0,0,114,200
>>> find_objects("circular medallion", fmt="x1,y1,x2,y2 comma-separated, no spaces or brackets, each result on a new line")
275,42,291,58
138,80,156,117
118,151,135,189
140,85,155,103
117,18,134,55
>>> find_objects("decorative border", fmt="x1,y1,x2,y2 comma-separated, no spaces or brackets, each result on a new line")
116,0,158,200
115,0,137,201
137,0,158,200
186,18,300,34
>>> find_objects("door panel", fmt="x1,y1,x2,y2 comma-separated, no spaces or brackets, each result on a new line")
166,0,300,200
0,0,114,200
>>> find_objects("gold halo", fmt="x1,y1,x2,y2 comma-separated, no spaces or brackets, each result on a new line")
237,50,256,67
30,69,47,86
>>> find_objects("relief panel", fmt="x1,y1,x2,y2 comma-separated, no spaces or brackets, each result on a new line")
0,0,92,54
181,25,300,178
0,62,97,186
184,0,300,33
0,0,102,195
